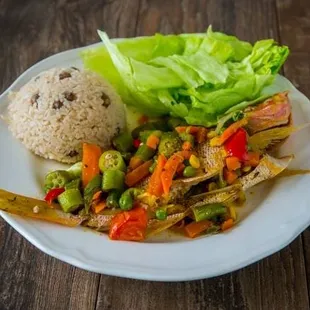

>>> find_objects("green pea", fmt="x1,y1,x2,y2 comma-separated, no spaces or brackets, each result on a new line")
155,208,167,220
119,193,133,211
183,166,197,178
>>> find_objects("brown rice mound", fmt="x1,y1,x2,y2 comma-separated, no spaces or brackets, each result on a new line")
7,67,125,163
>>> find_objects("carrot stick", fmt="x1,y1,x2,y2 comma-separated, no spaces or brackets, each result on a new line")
147,154,167,197
82,143,102,188
185,220,212,238
221,218,234,231
92,191,102,201
92,201,106,214
175,150,192,160
176,163,186,176
125,160,153,187
129,156,143,170
161,153,184,195
146,135,160,150
226,156,241,171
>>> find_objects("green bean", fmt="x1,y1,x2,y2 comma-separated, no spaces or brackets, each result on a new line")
135,144,156,161
149,159,157,173
99,150,126,173
119,188,142,211
183,166,197,178
58,189,83,213
139,130,162,143
84,175,102,213
106,190,121,208
131,123,157,139
44,170,72,193
66,162,82,179
179,132,194,144
65,178,81,190
102,170,125,191
112,132,133,153
151,120,170,131
192,203,227,222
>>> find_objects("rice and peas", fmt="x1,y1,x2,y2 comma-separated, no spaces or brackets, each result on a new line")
6,67,125,163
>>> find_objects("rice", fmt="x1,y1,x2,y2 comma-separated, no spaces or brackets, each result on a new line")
7,67,125,163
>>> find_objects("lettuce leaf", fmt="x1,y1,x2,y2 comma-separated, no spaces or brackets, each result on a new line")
81,26,289,126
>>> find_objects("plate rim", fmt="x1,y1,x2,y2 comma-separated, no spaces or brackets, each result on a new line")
1,41,310,282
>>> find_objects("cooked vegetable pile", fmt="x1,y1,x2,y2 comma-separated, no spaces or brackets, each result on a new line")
0,92,299,242
82,27,289,126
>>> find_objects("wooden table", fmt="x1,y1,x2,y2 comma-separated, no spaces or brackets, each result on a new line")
0,0,309,309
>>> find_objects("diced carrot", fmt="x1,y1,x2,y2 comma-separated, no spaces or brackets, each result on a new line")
221,218,234,231
244,152,260,167
226,156,241,171
146,134,160,150
129,156,143,170
184,220,212,238
224,169,238,185
211,118,248,146
175,150,192,160
161,153,184,195
82,143,102,188
138,115,149,125
147,154,167,197
175,126,187,133
93,201,106,214
125,160,153,187
176,126,200,134
196,127,208,143
182,141,192,151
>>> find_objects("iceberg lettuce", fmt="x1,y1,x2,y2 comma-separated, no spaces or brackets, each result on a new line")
81,26,289,126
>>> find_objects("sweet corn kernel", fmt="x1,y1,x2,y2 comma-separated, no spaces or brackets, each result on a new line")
210,137,221,147
189,154,200,169
242,165,252,173
207,130,217,139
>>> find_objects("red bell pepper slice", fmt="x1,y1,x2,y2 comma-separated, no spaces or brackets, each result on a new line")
44,188,65,204
224,128,247,161
109,207,148,241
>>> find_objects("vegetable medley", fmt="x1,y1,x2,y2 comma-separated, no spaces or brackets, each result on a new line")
39,92,295,241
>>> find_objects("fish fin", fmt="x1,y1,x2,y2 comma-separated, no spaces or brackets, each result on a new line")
0,189,86,227
240,155,293,190
248,123,310,153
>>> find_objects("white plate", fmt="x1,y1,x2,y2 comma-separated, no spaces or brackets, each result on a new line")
1,42,310,282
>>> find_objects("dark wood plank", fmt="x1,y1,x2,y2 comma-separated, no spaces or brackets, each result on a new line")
283,52,310,302
276,0,310,52
0,1,309,310
0,219,100,310
96,1,309,309
0,0,140,309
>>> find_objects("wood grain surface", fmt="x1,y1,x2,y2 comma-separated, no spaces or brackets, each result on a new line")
0,0,309,309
